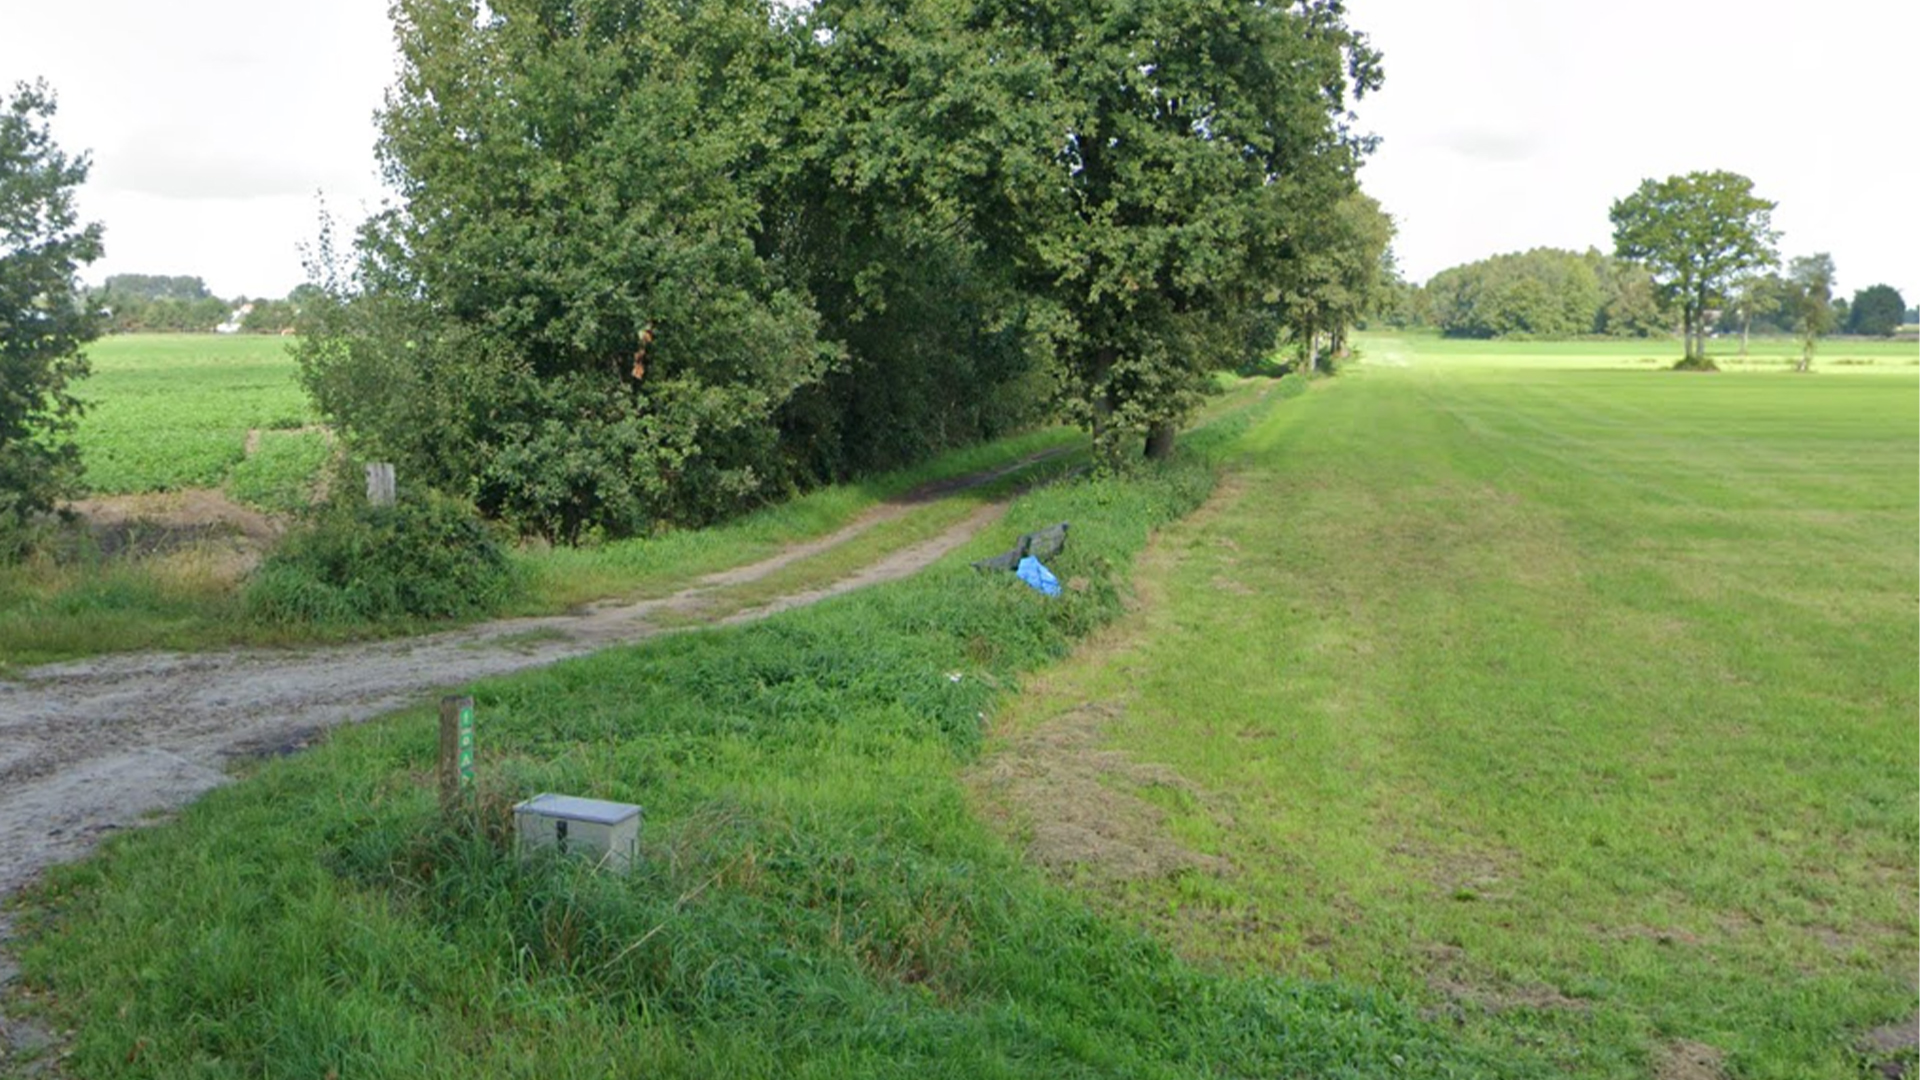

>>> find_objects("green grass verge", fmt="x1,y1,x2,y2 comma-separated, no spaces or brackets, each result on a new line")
9,387,1534,1079
987,337,1918,1076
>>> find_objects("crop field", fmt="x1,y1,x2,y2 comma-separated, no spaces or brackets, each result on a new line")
988,332,1918,1076
72,333,320,496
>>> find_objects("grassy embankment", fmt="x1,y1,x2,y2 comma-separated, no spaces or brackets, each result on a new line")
983,331,1918,1077
0,335,1092,667
7,386,1539,1079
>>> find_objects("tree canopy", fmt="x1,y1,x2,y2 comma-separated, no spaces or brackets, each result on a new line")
1270,190,1395,372
0,80,102,540
1783,253,1835,373
1610,170,1777,368
1847,284,1905,337
1419,248,1661,340
300,0,1383,537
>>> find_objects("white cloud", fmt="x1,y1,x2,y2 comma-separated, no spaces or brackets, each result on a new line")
2,0,1913,303
1357,0,1920,299
0,0,393,298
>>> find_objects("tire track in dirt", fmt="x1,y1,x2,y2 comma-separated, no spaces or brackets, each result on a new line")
0,450,1069,1059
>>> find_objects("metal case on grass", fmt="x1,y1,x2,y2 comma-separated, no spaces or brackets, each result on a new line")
513,793,642,874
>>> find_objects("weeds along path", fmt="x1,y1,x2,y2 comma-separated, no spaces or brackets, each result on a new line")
0,451,1063,904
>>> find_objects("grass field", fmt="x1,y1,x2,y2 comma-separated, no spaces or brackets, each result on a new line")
986,331,1918,1075
73,334,317,495
14,394,1546,1080
10,333,1914,1077
1363,331,1917,372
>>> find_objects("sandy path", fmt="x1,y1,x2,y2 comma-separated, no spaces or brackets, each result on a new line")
0,450,1063,1070
0,451,1063,923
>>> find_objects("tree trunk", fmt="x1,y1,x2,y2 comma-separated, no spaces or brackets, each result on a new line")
1144,421,1176,460
1089,346,1122,470
1739,311,1750,358
1305,327,1320,374
1330,322,1348,359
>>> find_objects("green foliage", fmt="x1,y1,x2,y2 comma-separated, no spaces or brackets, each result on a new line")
820,0,1381,463
1426,247,1606,339
299,0,833,542
1848,283,1905,337
245,487,521,624
1610,170,1778,364
1270,191,1397,370
0,79,103,537
1275,372,1310,399
298,0,1380,534
97,273,211,302
1784,252,1836,372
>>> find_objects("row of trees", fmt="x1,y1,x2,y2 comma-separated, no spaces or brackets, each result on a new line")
1395,172,1907,367
1410,242,1904,349
1610,170,1908,369
298,0,1389,541
1414,248,1664,339
90,274,310,333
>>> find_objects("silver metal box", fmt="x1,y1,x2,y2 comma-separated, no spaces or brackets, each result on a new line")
513,793,642,874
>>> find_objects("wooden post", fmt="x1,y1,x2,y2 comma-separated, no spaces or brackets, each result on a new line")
366,462,396,506
439,695,475,813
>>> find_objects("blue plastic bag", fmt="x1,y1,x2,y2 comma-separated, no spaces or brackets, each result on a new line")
1015,555,1061,597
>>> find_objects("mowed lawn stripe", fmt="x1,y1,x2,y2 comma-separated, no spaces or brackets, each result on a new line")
985,356,1917,1077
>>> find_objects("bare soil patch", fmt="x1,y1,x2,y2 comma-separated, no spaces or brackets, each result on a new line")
1861,1012,1920,1079
69,488,282,555
973,700,1230,883
1653,1039,1727,1080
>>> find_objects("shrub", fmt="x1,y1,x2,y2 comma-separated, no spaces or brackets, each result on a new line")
1275,372,1310,399
245,488,521,624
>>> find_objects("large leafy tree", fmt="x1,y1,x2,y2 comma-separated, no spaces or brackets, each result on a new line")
1847,284,1905,337
812,0,1380,464
300,0,833,541
0,80,102,538
1610,170,1778,369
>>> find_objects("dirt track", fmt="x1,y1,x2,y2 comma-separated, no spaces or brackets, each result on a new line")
0,452,1062,1069
0,479,1034,906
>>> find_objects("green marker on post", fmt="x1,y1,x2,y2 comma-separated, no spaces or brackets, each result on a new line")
458,703,475,786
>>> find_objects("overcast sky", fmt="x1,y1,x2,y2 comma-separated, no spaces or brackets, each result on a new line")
3,0,1914,302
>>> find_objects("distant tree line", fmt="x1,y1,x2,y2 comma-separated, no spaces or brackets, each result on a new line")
299,0,1390,542
1401,243,1903,351
1398,248,1666,340
88,273,311,333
